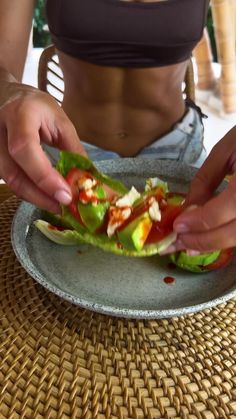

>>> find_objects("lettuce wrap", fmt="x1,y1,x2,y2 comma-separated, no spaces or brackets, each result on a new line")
35,151,183,256
34,152,233,270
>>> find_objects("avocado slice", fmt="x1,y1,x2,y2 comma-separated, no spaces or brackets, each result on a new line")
117,213,152,251
78,201,109,233
77,185,109,233
169,250,220,273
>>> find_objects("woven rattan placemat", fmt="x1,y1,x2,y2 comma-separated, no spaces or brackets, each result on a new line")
0,196,236,419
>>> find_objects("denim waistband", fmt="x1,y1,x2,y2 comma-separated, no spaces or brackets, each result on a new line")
85,106,206,166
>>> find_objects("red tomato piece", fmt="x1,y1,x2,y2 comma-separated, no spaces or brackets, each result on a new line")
66,168,120,202
65,168,120,223
159,204,183,229
65,168,93,223
65,168,92,200
146,203,183,244
116,189,163,233
204,248,233,271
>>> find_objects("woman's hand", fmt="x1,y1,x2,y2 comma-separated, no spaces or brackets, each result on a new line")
0,81,86,213
164,126,236,254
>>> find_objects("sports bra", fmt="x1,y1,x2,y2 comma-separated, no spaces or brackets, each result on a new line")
45,0,210,68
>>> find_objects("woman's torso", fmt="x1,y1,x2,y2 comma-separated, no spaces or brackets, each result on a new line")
46,0,209,156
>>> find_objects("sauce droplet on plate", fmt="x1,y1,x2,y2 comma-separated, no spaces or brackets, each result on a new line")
163,276,175,284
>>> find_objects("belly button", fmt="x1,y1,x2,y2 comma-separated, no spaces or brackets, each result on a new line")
117,132,128,139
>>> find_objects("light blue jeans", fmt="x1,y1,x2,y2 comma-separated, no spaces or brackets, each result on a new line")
44,106,206,168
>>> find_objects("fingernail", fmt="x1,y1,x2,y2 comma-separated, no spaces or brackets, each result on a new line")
160,239,184,255
54,189,72,205
185,204,198,212
186,249,201,256
159,244,177,255
174,205,198,232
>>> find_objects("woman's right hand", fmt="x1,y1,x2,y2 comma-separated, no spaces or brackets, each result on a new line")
0,81,86,213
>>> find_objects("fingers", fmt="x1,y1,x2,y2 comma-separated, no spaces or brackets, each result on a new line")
0,90,88,212
160,219,236,254
186,130,236,206
171,193,236,253
0,135,60,213
54,114,87,156
168,129,236,253
174,173,236,235
177,219,236,252
174,127,236,240
7,114,72,206
170,151,236,253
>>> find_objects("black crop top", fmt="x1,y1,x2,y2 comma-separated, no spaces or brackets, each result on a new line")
46,0,209,68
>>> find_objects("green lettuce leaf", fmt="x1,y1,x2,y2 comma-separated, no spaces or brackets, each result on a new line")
57,151,128,194
34,220,83,245
35,219,177,257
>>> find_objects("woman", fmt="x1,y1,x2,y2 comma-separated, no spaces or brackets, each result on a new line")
0,0,236,254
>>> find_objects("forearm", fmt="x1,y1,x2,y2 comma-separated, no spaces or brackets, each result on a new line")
0,67,18,83
0,65,39,109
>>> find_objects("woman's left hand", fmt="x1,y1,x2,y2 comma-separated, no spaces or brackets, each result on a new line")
163,126,236,254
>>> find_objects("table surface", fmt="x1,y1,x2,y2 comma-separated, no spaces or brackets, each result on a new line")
0,183,14,204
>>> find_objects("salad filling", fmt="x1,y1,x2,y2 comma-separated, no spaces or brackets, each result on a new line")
35,151,233,269
35,151,185,256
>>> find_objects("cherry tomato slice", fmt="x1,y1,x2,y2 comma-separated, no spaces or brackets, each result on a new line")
204,248,233,271
145,204,183,244
66,168,92,200
65,168,92,223
65,168,120,224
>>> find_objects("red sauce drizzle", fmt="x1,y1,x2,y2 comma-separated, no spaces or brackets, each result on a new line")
163,276,175,284
117,190,163,232
48,225,68,231
78,190,98,204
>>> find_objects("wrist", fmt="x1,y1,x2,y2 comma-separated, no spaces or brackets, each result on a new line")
0,77,38,109
0,67,18,84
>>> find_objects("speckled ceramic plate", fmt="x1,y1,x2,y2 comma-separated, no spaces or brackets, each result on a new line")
11,158,236,319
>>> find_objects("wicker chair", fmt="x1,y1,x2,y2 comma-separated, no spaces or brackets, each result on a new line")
38,45,64,104
193,1,236,114
38,44,196,102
